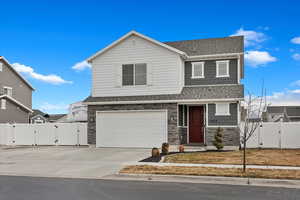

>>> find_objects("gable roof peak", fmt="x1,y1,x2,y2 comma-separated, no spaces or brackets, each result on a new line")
86,30,187,62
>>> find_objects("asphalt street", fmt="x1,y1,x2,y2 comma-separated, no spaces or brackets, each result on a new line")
0,176,299,200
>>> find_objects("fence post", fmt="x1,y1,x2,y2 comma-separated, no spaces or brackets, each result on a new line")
279,118,283,149
54,125,59,146
258,122,262,148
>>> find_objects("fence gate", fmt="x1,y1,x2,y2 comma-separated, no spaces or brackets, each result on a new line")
241,122,300,149
0,123,87,146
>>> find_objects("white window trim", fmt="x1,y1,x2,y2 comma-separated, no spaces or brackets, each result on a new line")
215,103,231,116
3,86,13,97
0,63,3,72
122,63,147,86
191,62,205,79
216,60,230,78
1,99,6,110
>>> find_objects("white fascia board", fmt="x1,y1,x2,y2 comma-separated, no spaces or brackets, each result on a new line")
186,53,243,61
0,95,33,112
0,56,35,91
87,30,187,62
84,98,244,105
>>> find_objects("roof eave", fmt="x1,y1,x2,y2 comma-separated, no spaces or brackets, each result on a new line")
0,95,33,113
0,56,35,91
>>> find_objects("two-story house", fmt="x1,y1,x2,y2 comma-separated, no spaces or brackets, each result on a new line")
0,56,34,123
84,31,244,148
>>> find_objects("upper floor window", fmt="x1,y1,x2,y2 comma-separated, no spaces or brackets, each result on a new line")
191,62,204,79
0,63,3,72
216,60,230,78
122,63,147,86
215,103,230,116
3,87,12,97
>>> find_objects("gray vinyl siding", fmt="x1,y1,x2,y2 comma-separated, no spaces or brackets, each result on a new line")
185,59,238,86
0,61,32,108
207,103,238,126
0,100,29,123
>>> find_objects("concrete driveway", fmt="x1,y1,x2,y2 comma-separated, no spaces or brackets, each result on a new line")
0,146,149,179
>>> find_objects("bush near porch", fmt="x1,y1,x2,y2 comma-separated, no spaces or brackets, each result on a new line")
163,149,300,167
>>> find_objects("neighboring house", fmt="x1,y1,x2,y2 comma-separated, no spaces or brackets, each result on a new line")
30,109,67,123
48,114,67,123
265,106,300,122
84,31,244,148
0,56,34,123
67,101,87,122
30,109,48,123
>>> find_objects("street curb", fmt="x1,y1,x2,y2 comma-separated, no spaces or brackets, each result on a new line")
101,173,300,189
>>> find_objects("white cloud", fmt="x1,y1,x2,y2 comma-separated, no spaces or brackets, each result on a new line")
231,28,267,47
292,53,300,61
39,102,69,113
12,63,72,85
267,90,300,106
291,37,300,44
245,50,277,67
71,60,91,71
291,80,300,87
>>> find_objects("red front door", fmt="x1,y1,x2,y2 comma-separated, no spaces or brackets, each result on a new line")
189,106,204,143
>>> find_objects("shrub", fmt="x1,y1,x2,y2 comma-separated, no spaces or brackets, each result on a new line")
178,145,185,153
151,148,160,157
213,127,224,150
161,143,169,154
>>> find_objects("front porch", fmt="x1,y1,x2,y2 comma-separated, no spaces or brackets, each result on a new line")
177,103,240,147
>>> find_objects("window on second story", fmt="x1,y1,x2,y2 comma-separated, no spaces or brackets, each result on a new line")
3,87,12,97
191,62,204,78
216,60,230,78
215,103,230,116
0,63,3,72
122,63,147,86
1,99,6,110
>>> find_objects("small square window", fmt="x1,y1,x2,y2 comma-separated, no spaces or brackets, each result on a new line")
191,62,204,78
3,87,12,97
216,60,230,77
215,103,230,116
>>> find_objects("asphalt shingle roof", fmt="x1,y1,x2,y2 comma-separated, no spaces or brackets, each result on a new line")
164,36,244,56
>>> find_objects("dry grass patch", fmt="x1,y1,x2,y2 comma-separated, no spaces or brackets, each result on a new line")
164,149,300,167
120,165,300,180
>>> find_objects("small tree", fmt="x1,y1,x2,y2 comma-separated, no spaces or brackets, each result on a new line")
213,127,224,150
240,83,268,172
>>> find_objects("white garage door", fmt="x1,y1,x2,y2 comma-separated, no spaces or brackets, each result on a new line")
96,110,168,148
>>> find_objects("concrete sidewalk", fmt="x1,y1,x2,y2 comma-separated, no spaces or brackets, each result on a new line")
104,173,300,189
125,161,300,170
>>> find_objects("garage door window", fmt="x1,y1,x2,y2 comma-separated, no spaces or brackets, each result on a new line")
122,63,147,86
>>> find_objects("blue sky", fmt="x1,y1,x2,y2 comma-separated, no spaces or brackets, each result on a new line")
1,0,300,113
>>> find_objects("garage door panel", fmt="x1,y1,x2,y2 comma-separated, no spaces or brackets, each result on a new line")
96,110,167,148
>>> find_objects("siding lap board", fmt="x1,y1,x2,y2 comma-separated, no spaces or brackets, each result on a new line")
185,59,238,85
208,103,238,126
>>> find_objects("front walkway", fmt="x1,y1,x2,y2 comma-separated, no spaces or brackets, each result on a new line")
0,146,149,178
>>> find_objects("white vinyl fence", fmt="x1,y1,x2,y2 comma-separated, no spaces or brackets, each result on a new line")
241,122,300,149
0,123,87,146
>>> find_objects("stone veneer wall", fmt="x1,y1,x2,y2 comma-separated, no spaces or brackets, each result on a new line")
178,127,187,144
87,103,180,145
205,127,240,146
